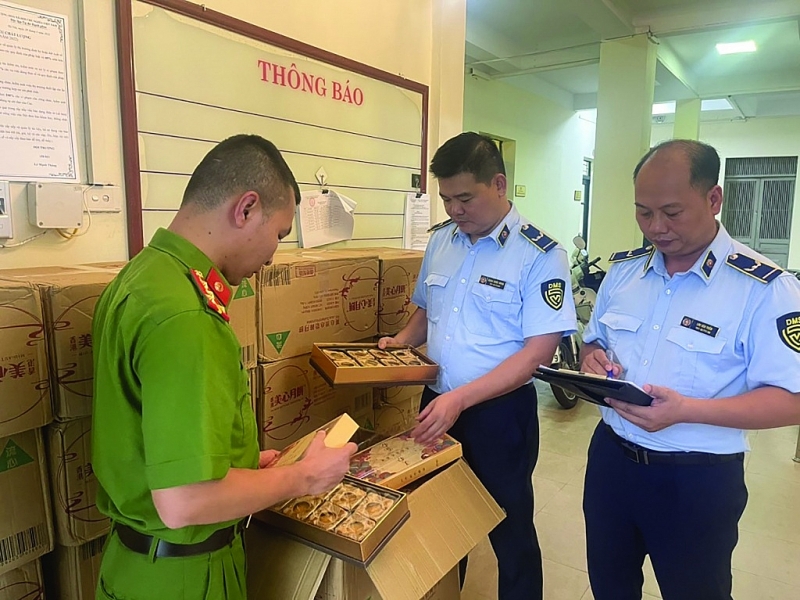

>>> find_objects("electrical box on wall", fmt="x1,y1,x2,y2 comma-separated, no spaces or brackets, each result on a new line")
27,183,84,229
0,180,12,239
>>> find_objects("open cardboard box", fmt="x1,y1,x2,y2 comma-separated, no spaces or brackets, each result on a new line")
247,458,505,600
310,343,438,387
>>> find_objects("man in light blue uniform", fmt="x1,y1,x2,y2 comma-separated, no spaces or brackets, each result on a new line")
581,139,800,600
380,132,576,600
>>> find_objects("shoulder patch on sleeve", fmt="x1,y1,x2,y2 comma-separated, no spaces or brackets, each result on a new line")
427,218,454,233
725,253,783,284
609,246,654,263
519,224,557,252
777,312,800,353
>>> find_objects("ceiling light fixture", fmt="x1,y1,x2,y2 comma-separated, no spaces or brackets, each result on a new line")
716,41,757,55
652,102,676,115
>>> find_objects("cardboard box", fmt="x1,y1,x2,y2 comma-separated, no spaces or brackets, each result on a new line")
348,432,462,490
247,459,504,600
229,276,257,369
374,249,423,336
328,248,424,337
0,430,54,576
316,561,459,600
373,385,424,408
0,265,118,422
43,535,106,600
257,251,380,362
257,356,373,451
256,478,409,564
45,418,110,546
373,398,419,438
373,386,423,437
0,278,51,438
248,367,259,414
310,344,437,387
0,558,44,600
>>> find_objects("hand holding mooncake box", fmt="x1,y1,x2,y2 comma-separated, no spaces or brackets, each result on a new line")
348,430,463,490
271,413,359,467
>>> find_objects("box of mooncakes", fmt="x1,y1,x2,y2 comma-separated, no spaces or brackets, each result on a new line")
254,477,408,564
348,431,462,490
310,343,438,387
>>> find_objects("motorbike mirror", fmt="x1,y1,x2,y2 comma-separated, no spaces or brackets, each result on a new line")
573,235,586,250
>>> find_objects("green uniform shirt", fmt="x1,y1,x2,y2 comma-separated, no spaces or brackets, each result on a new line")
92,228,259,545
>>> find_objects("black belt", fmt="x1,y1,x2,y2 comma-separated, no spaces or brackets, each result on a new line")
604,424,744,466
114,520,245,558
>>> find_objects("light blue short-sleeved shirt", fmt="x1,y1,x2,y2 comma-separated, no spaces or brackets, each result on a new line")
584,223,800,453
411,204,577,394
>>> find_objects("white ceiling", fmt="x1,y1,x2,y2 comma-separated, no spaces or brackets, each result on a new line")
465,0,800,122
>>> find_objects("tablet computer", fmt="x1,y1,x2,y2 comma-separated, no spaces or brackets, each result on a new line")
534,366,653,407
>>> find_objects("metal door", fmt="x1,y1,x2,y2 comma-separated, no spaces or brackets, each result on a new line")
722,157,797,268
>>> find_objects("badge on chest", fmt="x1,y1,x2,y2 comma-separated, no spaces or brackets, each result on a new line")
680,316,719,337
478,275,506,290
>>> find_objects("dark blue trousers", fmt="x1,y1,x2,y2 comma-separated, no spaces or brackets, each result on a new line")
583,423,748,600
421,384,542,600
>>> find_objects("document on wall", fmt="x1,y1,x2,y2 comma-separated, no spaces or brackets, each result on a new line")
403,192,431,250
0,1,79,181
296,189,357,248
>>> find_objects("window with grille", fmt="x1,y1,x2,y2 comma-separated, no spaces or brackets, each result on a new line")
721,156,797,268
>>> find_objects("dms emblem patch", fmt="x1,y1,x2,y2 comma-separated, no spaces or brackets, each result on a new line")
541,279,565,310
777,312,800,353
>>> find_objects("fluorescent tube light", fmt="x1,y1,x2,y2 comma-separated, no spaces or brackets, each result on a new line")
716,41,757,55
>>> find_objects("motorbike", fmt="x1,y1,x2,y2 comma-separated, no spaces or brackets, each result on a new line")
549,235,606,409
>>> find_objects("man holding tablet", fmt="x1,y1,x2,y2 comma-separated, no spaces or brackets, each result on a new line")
580,139,800,600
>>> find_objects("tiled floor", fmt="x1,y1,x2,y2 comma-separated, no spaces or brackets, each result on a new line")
461,382,800,600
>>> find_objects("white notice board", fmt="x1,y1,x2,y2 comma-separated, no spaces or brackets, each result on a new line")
0,1,79,181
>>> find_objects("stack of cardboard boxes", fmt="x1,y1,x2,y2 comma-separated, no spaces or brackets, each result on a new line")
255,250,377,451
2,247,492,600
372,249,427,437
253,248,427,450
0,266,118,599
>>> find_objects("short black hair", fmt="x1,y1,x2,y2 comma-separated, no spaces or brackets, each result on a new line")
429,132,505,184
182,134,301,212
633,139,720,193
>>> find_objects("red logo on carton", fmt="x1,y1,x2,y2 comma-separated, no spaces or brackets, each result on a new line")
380,265,413,327
339,266,379,332
262,364,314,442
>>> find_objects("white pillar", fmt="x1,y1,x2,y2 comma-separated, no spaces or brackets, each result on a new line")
673,98,701,140
589,34,657,262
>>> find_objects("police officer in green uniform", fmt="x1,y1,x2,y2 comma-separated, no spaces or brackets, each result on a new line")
92,135,356,600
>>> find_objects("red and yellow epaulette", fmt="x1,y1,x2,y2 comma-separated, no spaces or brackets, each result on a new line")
190,268,231,322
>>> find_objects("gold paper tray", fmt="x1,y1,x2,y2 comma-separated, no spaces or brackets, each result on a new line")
254,476,408,565
310,343,439,387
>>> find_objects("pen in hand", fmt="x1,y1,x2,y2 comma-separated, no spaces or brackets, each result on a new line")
605,348,619,379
